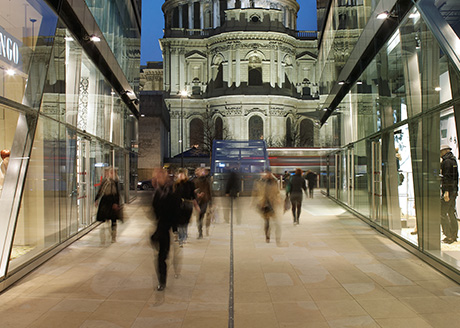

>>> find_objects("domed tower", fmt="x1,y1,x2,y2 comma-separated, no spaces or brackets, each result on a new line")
160,0,318,157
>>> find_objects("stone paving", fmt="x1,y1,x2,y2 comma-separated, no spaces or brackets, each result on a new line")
0,191,460,327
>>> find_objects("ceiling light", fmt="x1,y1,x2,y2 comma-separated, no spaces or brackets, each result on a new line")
64,36,74,42
180,90,188,97
356,81,363,85
6,69,15,76
435,87,441,92
377,11,389,20
338,80,346,85
89,35,101,42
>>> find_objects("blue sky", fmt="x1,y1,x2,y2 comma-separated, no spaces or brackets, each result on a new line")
141,0,318,65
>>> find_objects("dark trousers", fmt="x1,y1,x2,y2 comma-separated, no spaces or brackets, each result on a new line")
155,229,171,285
290,192,302,224
308,187,314,198
441,193,458,240
197,202,208,237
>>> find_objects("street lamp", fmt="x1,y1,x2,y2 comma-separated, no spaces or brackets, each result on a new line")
180,90,188,167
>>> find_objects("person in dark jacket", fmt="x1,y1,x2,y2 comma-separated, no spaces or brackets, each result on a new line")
305,170,317,198
286,168,307,225
95,167,121,244
440,144,459,244
224,168,241,224
174,168,199,247
151,168,178,291
194,167,213,238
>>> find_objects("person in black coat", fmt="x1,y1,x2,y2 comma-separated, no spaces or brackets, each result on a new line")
224,168,242,224
286,168,306,225
440,144,459,244
194,167,213,238
95,167,121,244
151,168,178,291
174,168,199,247
305,170,317,198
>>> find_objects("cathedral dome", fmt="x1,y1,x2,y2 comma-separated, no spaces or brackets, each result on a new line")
163,0,300,31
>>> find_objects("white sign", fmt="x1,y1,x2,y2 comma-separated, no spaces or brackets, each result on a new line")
0,26,22,67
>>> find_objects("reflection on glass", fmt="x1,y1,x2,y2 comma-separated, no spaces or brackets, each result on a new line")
10,117,60,270
390,125,417,245
0,105,18,198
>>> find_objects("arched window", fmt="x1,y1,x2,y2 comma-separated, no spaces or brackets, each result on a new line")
212,55,224,89
299,119,314,147
215,117,223,140
215,63,224,88
286,118,293,147
190,118,204,147
248,55,262,86
249,116,264,140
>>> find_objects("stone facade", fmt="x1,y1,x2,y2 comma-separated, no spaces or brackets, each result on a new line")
160,0,320,157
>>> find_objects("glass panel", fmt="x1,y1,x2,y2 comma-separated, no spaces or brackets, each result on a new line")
76,136,92,230
62,127,78,238
85,0,141,93
0,105,19,198
354,139,370,218
10,116,60,270
0,1,58,108
389,125,417,245
434,0,460,39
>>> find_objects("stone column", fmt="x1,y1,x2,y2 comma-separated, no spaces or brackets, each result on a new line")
171,49,179,93
200,2,204,29
189,1,194,29
228,45,233,87
235,44,241,87
179,49,186,92
214,0,220,28
278,47,283,86
179,5,183,28
270,45,275,88
164,46,171,92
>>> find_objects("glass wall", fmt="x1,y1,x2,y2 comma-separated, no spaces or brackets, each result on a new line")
324,5,460,276
0,2,139,279
85,0,141,93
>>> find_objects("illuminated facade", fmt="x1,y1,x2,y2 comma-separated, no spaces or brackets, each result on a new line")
161,0,320,157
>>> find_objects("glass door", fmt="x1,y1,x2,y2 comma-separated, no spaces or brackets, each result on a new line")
347,147,354,207
76,136,91,230
371,139,382,224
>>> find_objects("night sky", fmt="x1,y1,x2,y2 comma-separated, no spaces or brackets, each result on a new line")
140,0,318,65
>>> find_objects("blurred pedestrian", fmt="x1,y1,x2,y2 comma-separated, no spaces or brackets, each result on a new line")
286,168,306,225
305,170,317,198
254,170,281,243
95,167,121,244
194,167,213,238
224,168,241,224
151,168,178,291
174,168,199,247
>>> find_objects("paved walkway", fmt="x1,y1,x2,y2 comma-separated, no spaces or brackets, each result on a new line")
1,191,460,327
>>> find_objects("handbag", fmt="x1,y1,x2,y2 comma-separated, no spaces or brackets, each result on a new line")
284,195,291,212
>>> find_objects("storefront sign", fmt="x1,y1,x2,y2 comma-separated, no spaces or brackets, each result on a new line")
0,26,22,67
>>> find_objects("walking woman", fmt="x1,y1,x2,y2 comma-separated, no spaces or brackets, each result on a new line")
174,168,199,247
95,167,121,243
286,168,306,225
151,168,178,291
254,170,281,243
